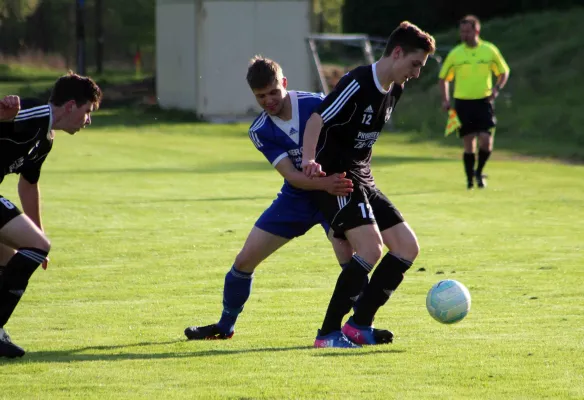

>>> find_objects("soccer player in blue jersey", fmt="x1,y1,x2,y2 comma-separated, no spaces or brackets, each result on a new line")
184,56,360,341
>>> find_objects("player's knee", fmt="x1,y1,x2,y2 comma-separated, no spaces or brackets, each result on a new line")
331,239,353,264
233,251,258,274
402,237,420,263
359,242,383,266
391,237,419,264
32,235,51,254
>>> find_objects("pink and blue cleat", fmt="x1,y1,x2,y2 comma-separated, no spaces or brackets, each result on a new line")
342,317,394,345
314,330,361,348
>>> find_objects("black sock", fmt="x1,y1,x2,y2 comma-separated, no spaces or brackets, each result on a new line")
353,252,412,327
463,152,476,183
0,248,47,327
320,254,372,336
476,149,492,176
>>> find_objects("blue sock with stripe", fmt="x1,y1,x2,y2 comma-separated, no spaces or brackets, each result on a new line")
217,265,254,334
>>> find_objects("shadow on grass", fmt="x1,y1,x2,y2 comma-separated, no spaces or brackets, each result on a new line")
0,339,406,364
313,348,406,357
0,340,360,363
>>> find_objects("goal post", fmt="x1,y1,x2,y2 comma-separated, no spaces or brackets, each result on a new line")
306,33,443,94
306,34,376,94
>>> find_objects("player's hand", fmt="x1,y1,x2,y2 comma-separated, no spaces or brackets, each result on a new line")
441,100,450,112
0,95,20,121
324,172,353,196
302,159,323,177
42,256,49,270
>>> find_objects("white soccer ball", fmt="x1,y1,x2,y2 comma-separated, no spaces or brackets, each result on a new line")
426,279,471,324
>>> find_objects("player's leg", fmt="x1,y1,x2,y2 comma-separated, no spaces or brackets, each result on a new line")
0,198,51,358
351,222,419,330
343,190,416,345
186,191,320,340
315,224,381,348
217,227,289,333
314,187,383,348
185,226,290,340
326,228,353,266
324,226,372,313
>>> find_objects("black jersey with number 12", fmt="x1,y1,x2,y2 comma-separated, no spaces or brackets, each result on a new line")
314,64,403,187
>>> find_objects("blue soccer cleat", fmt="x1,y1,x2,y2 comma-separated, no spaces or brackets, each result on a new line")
313,330,361,348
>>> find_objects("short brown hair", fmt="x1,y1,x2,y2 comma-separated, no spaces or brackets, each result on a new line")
246,56,284,90
460,15,481,31
49,71,102,109
383,21,436,57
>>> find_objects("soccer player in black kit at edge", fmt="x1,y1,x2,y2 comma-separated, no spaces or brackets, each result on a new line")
302,22,436,348
0,73,102,358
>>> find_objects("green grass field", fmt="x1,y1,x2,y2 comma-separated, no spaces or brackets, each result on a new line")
0,113,582,399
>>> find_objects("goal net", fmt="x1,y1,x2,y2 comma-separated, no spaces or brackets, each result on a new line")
306,34,376,95
306,33,444,94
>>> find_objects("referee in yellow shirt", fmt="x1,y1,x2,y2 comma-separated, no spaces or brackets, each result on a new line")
439,15,510,189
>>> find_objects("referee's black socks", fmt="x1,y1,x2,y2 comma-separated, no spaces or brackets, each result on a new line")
477,149,492,177
463,152,476,184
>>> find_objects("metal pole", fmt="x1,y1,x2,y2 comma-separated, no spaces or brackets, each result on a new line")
76,0,86,75
95,0,103,74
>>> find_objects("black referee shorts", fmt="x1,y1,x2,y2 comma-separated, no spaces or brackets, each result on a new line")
0,195,22,230
454,97,496,137
315,184,404,236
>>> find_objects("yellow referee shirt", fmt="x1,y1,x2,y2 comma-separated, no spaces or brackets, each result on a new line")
439,40,510,100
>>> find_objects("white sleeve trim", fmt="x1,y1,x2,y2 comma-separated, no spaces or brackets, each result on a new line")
271,152,289,167
320,80,360,123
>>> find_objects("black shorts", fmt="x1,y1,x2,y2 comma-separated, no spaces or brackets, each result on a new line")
0,195,22,230
454,98,496,136
315,185,404,235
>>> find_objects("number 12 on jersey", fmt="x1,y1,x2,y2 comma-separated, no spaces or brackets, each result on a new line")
358,202,374,219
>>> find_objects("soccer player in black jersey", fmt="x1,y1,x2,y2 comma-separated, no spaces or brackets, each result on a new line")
302,22,436,348
0,73,102,358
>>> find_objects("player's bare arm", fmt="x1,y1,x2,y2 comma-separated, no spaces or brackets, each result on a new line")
0,95,21,121
301,113,324,177
275,158,353,196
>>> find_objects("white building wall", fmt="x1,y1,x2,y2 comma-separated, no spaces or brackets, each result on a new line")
155,0,198,110
156,0,313,118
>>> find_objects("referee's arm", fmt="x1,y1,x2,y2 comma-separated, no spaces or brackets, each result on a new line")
438,52,455,111
490,44,510,100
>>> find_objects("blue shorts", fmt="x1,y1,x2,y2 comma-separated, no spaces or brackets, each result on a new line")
255,188,330,239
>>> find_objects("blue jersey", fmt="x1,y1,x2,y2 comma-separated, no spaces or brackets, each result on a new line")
248,90,324,195
248,90,331,239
